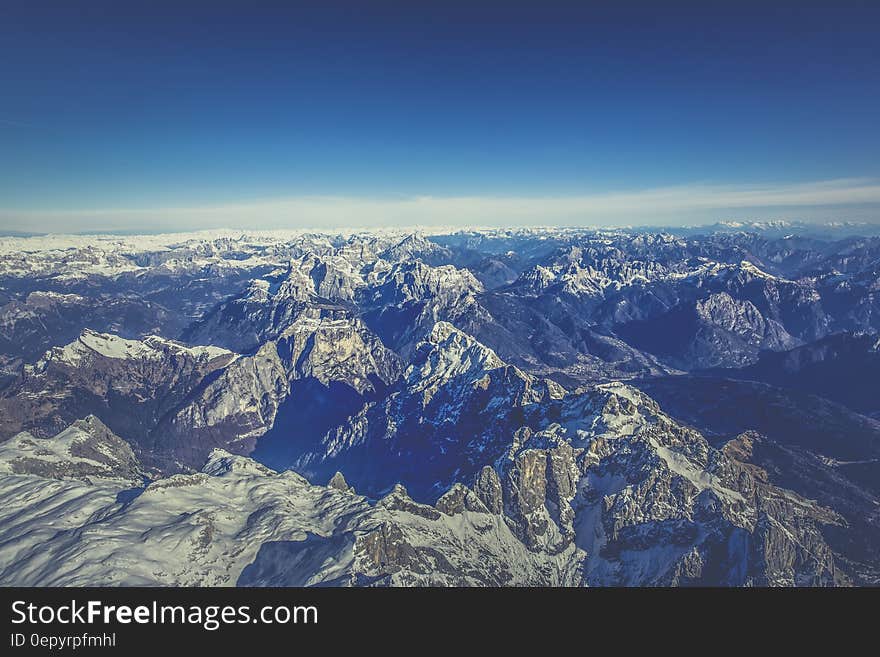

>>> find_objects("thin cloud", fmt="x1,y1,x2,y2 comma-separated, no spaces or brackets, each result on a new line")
3,177,880,233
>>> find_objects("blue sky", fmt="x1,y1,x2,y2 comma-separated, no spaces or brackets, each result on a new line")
2,1,880,231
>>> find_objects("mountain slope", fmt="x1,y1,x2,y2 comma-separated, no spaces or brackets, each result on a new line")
0,329,236,454
0,380,852,586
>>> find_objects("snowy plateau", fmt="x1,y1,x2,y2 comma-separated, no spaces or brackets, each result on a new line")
1,222,879,586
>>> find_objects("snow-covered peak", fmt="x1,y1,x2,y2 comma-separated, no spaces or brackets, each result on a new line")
37,330,235,369
142,336,235,360
0,415,142,483
243,278,273,301
371,261,484,305
408,322,505,390
595,380,649,406
737,259,777,280
513,250,674,298
70,330,154,361
515,265,558,294
379,233,452,265
201,449,279,478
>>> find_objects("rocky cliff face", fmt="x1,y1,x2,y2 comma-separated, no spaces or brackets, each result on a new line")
359,261,490,358
292,322,565,500
154,314,401,471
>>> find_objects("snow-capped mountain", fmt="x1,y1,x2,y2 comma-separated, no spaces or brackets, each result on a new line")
291,321,566,500
0,415,142,484
157,312,400,470
0,380,853,586
0,224,878,586
0,329,236,457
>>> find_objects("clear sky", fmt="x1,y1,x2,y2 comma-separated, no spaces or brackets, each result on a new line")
2,1,880,232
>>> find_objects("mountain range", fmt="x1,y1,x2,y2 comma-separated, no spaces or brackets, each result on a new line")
0,222,878,586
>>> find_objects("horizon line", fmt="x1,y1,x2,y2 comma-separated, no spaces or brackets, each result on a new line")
3,177,880,233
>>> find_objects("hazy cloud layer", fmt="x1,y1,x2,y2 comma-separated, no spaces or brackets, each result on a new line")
3,178,880,233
